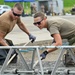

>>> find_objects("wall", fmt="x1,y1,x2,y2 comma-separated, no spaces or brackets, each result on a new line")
31,0,63,15
53,0,63,15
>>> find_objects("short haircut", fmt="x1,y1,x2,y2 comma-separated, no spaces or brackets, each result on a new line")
13,2,23,11
34,12,46,19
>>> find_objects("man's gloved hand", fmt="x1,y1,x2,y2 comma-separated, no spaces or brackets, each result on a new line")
40,51,48,60
29,34,36,43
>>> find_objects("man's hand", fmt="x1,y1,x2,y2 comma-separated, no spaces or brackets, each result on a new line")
40,51,48,60
29,34,36,43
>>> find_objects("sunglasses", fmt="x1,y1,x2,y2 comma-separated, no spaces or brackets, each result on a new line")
33,19,43,25
12,11,21,17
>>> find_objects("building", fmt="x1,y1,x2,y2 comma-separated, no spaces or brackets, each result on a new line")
31,0,63,15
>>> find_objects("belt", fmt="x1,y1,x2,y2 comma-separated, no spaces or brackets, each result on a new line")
68,36,75,45
67,34,75,40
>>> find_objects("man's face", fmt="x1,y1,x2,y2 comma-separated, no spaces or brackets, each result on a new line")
11,7,23,19
33,17,45,29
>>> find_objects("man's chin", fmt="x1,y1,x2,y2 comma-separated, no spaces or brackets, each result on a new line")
13,17,19,20
40,28,43,29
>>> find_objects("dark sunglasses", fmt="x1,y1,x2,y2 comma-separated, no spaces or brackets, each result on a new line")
12,11,21,17
33,19,43,25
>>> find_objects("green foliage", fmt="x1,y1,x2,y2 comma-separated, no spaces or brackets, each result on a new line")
0,0,4,4
64,0,75,7
64,7,72,14
24,2,31,14
63,0,75,13
5,2,15,7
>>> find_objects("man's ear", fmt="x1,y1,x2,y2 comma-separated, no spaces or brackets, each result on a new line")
45,16,47,19
44,16,47,20
44,14,47,19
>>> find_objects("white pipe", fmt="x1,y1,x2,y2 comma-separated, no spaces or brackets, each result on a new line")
0,46,75,49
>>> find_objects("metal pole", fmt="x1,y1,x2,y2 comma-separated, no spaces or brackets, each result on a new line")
36,47,44,75
0,48,14,74
4,69,52,74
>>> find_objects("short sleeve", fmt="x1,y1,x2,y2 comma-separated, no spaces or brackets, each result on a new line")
49,25,60,36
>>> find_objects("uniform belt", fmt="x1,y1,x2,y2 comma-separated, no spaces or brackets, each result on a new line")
68,35,75,45
67,34,75,40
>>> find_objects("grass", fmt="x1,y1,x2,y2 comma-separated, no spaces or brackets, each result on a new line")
23,2,31,14
64,0,75,7
63,0,75,13
64,7,72,13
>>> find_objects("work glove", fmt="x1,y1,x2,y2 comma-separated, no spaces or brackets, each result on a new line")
40,51,48,60
29,34,36,43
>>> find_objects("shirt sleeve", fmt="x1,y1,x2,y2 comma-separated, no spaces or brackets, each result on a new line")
49,25,60,36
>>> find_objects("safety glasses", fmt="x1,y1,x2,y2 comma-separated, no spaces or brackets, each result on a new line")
12,11,21,17
33,19,43,25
